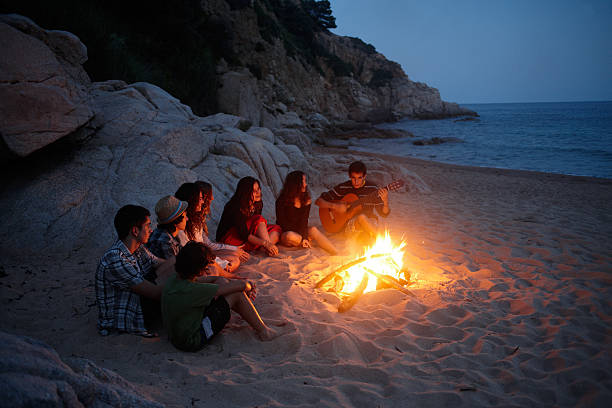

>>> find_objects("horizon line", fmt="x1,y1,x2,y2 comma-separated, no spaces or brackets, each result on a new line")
456,99,612,105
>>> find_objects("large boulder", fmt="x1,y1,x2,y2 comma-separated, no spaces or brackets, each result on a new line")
217,69,262,126
0,14,93,158
0,331,162,407
0,78,311,259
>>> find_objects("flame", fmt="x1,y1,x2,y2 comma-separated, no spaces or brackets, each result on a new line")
338,230,407,294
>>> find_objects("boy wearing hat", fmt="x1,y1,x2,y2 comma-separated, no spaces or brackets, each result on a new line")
95,205,175,337
147,195,189,260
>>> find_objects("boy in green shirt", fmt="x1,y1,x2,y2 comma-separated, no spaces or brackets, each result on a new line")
162,241,281,351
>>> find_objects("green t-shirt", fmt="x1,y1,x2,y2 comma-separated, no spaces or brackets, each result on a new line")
162,275,219,351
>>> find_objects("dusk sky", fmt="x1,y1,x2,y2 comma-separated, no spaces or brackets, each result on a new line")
329,0,612,104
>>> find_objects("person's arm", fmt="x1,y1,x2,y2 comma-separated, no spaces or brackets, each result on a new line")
275,198,293,232
130,279,163,300
376,187,390,217
215,279,250,296
247,232,271,248
298,204,310,239
154,256,176,284
215,279,256,299
201,232,238,251
315,186,347,212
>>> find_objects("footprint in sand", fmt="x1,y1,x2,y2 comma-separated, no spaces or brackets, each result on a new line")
316,331,383,364
425,305,469,325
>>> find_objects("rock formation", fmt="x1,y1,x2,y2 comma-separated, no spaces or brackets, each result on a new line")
0,331,162,407
0,14,428,260
0,14,93,159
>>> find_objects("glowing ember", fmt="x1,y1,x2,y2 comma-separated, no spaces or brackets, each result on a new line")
338,230,406,294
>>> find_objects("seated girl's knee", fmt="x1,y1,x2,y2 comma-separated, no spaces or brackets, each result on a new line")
281,231,301,246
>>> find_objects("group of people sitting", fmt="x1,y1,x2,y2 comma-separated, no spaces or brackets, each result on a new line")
95,161,391,351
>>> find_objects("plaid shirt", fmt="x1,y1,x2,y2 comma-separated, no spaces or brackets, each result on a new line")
95,240,161,335
146,228,181,260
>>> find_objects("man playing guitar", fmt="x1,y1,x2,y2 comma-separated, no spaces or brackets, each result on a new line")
315,161,390,241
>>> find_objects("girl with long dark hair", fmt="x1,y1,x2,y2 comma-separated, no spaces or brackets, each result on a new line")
276,171,338,255
216,177,281,256
175,182,249,275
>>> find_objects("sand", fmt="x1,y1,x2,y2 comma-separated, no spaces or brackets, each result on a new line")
2,148,611,407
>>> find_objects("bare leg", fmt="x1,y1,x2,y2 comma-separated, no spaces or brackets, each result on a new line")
223,291,281,341
356,214,377,237
280,231,302,247
254,221,272,241
254,222,278,256
269,230,280,245
308,226,338,255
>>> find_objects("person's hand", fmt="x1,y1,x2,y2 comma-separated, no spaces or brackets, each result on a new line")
245,280,257,300
301,238,311,248
263,240,279,256
378,188,389,204
235,248,250,261
335,202,348,213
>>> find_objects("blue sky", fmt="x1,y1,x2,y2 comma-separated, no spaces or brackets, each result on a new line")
329,0,612,104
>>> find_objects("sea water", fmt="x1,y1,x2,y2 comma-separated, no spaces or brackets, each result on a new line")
349,101,612,179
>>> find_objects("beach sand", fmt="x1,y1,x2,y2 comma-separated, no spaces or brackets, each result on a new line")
2,148,611,407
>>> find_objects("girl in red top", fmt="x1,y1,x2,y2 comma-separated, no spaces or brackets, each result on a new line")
216,177,281,256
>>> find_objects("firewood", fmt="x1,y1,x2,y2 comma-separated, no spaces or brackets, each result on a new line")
315,253,391,289
362,267,416,298
338,274,369,313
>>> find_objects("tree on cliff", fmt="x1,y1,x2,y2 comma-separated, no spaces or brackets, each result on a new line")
302,0,336,30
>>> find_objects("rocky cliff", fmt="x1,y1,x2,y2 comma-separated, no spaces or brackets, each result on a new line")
0,14,427,259
1,0,476,135
208,0,476,129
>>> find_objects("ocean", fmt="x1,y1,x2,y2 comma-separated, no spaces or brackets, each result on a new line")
349,101,612,179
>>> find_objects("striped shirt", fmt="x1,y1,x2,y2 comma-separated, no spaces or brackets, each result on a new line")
95,240,161,335
319,180,388,219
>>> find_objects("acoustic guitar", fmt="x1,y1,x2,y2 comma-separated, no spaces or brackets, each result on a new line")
319,180,405,233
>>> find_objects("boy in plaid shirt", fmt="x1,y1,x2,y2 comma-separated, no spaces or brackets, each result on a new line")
95,205,175,337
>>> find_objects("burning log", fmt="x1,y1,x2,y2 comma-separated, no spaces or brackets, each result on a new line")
338,274,368,313
362,267,415,298
315,253,391,289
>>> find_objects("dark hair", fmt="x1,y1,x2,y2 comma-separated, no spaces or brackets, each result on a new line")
175,182,206,240
114,205,150,240
195,180,213,236
278,170,310,207
230,176,261,216
348,161,367,176
175,241,215,280
157,213,185,235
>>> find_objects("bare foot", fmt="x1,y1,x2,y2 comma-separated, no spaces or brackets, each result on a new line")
257,326,283,341
267,319,289,327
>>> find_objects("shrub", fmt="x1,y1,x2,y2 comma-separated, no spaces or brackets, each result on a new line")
1,0,224,115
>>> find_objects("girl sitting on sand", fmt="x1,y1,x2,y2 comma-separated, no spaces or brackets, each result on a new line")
175,181,249,275
216,176,281,256
162,241,281,351
276,171,338,255
146,195,188,260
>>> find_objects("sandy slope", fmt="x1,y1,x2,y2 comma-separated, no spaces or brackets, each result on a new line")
1,148,611,407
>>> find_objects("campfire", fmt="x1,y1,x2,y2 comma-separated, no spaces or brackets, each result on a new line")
316,230,415,312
